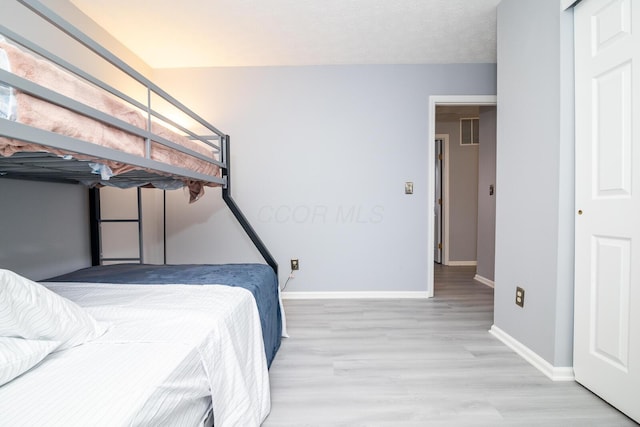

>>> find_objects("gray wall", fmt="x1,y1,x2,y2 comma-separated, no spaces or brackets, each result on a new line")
155,64,496,292
476,106,497,281
0,180,91,280
495,0,575,366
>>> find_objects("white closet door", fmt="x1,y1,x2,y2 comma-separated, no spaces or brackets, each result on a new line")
574,0,639,422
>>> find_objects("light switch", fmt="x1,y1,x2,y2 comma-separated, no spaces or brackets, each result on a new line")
405,182,413,194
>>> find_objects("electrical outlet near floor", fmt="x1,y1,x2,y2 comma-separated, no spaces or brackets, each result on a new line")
515,286,525,308
291,259,299,271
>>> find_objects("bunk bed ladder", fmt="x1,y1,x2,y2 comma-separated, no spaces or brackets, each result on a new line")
89,187,144,266
89,137,278,275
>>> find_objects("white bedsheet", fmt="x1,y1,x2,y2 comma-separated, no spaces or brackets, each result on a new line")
0,283,270,427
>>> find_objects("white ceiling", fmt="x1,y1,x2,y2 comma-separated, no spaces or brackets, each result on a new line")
69,0,501,69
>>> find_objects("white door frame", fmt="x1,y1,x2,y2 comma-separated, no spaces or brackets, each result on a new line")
427,95,497,297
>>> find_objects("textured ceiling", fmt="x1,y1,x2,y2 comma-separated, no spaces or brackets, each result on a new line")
69,0,501,69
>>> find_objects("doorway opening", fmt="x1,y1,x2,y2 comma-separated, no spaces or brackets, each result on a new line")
427,95,497,297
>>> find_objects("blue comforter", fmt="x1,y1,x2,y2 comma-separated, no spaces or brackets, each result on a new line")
46,263,281,367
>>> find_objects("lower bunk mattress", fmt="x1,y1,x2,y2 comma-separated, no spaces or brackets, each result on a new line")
46,263,283,367
0,282,270,426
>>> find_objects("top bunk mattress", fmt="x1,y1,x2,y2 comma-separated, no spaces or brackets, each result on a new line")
0,36,221,199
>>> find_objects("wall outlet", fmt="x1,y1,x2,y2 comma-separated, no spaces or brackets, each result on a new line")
515,286,525,308
291,259,299,271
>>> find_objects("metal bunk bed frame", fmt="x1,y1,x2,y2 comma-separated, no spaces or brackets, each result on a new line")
1,0,278,276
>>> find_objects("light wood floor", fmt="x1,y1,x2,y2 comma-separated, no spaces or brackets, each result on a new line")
263,265,636,426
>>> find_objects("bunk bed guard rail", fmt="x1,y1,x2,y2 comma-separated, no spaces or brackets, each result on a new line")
1,0,225,186
0,0,278,276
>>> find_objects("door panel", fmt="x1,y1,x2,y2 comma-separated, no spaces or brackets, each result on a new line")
591,236,631,370
594,61,631,196
574,0,639,422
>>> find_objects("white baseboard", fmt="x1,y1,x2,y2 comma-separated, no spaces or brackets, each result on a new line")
489,325,575,381
282,291,430,300
447,261,477,266
473,274,495,288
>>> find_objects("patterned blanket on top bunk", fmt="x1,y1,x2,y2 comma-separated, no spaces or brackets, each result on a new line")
0,37,219,201
46,263,283,368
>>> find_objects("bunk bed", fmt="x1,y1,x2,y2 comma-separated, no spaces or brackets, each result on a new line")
0,1,281,426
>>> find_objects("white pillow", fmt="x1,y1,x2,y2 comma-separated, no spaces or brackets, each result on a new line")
0,337,60,386
0,269,108,351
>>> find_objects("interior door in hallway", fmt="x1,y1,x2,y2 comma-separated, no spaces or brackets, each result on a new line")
574,0,639,422
434,137,444,264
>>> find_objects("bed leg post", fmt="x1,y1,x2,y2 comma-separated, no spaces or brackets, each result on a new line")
89,188,101,266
